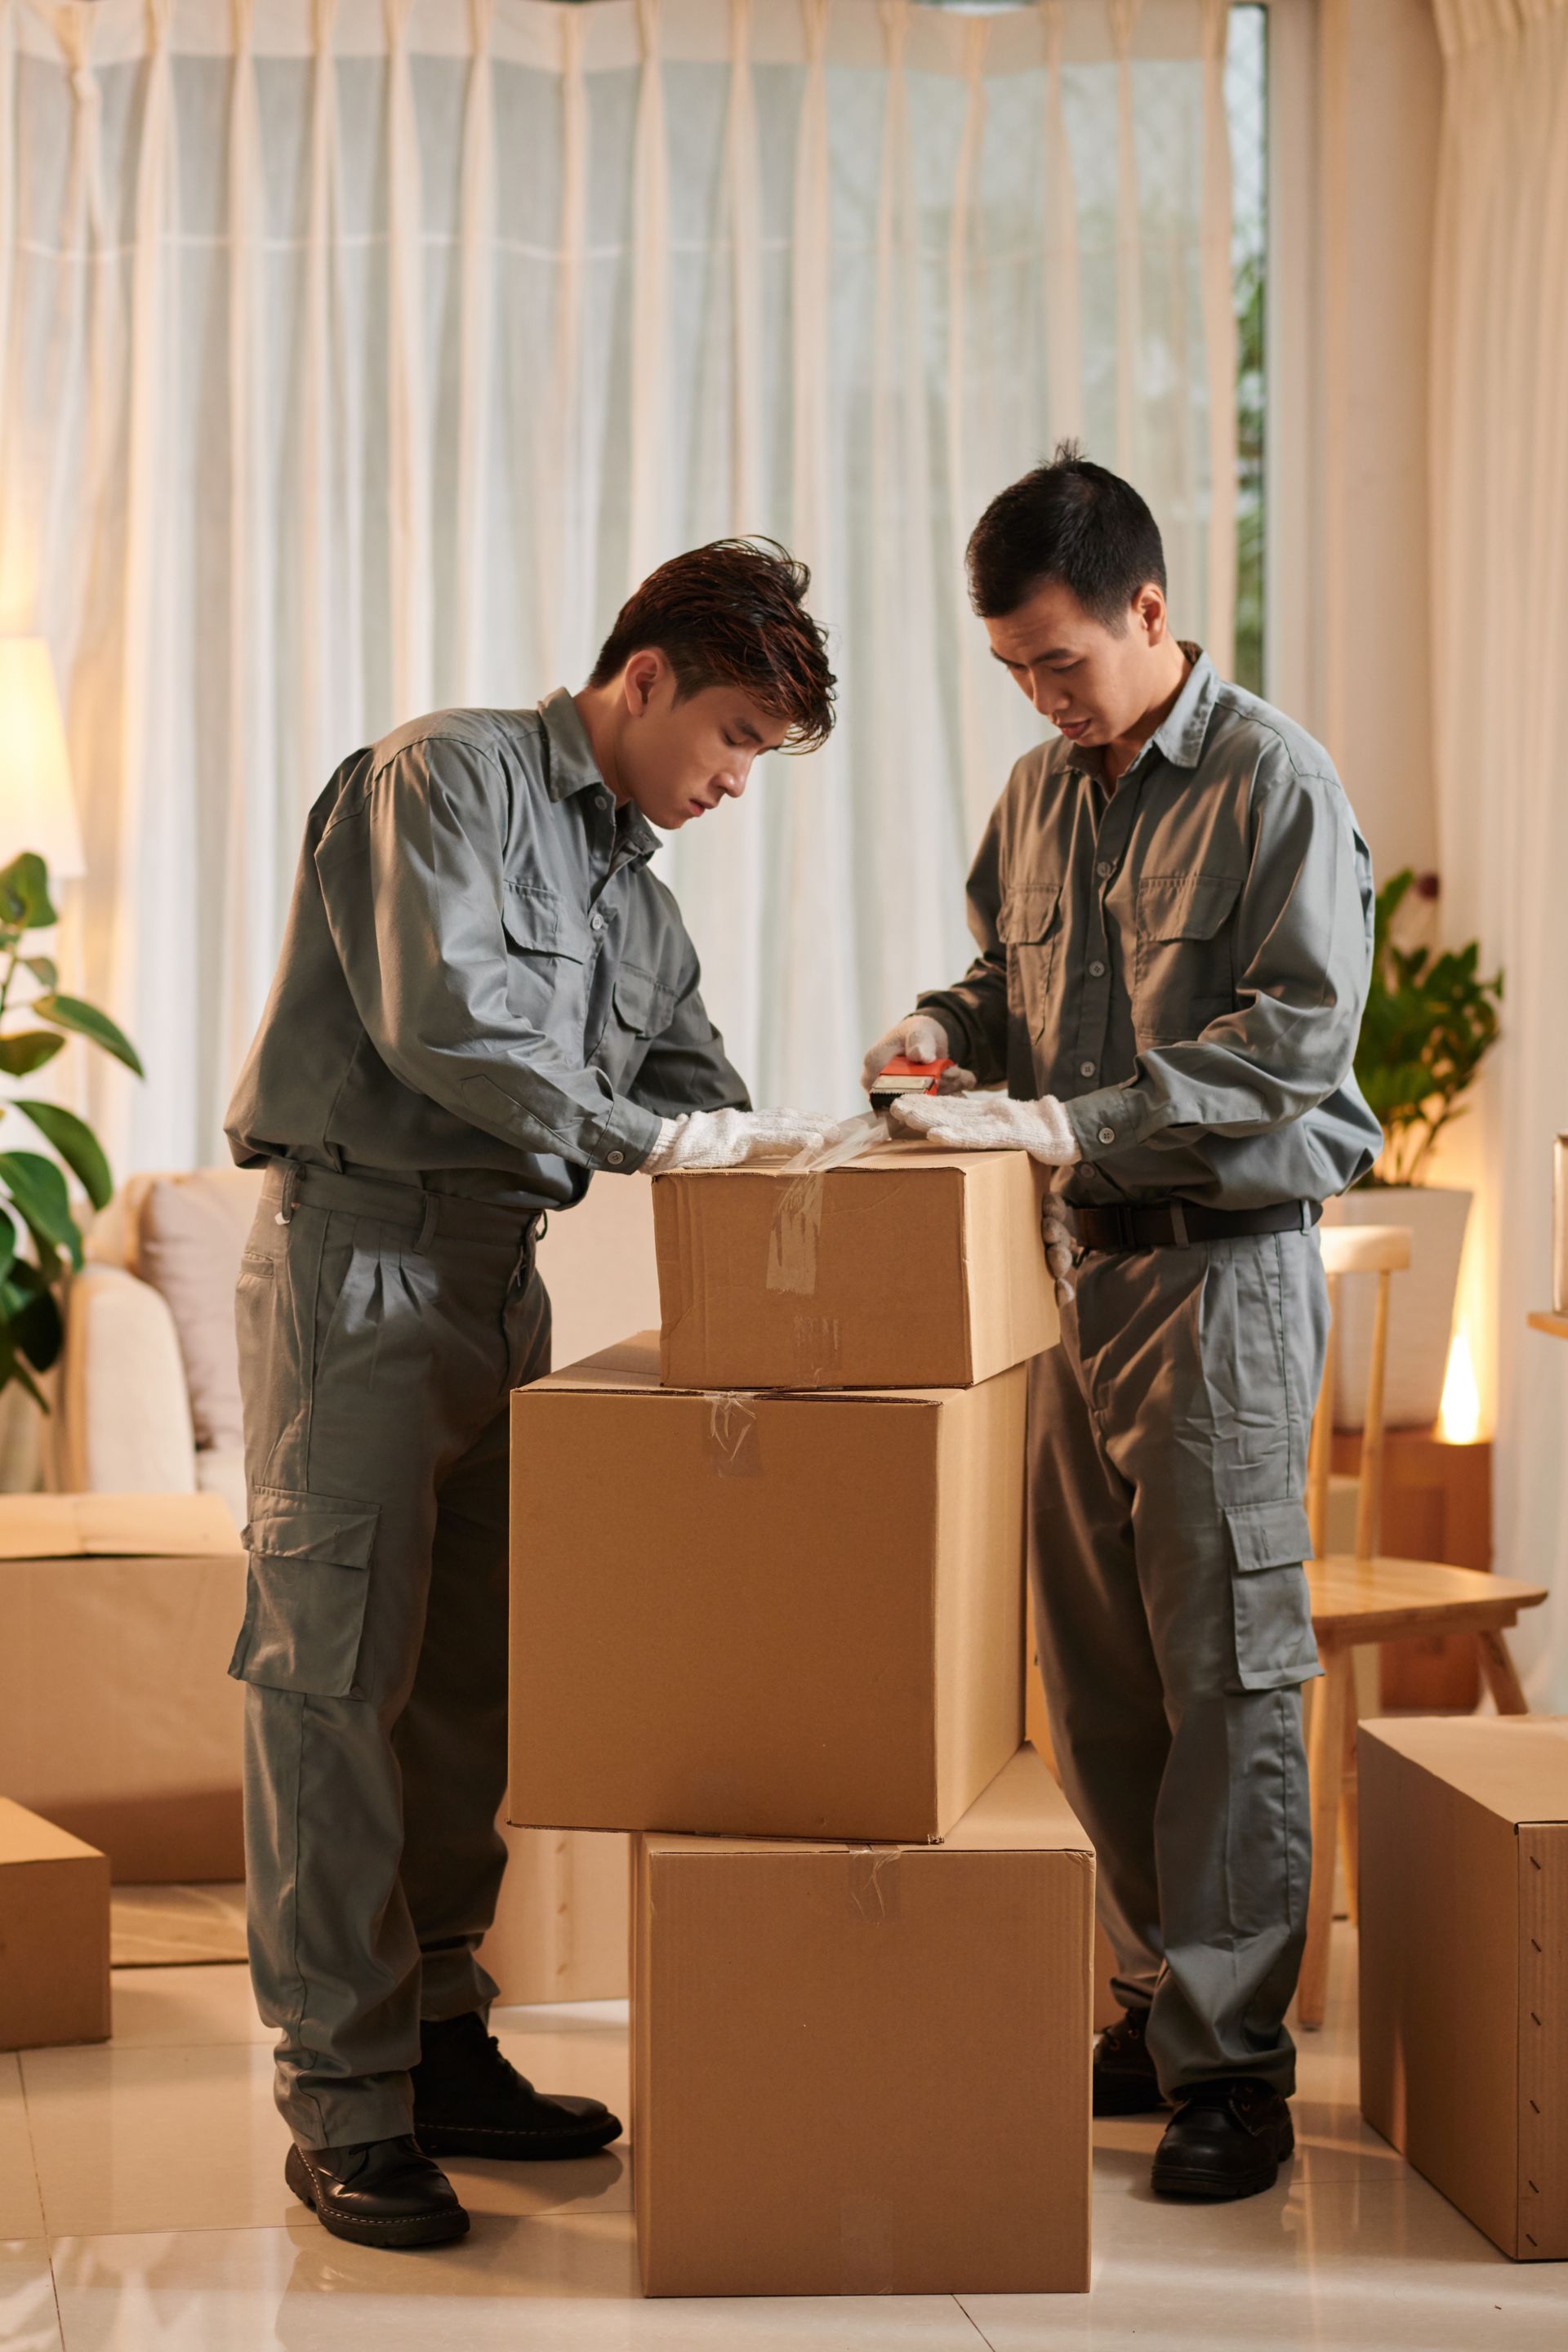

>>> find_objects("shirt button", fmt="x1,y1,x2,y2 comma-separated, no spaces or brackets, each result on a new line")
1096,860,1113,879
1089,960,1106,978
1080,1062,1096,1078
607,1150,625,1166
1098,1126,1116,1146
590,914,605,933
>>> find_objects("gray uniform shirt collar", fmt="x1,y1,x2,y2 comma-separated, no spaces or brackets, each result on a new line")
538,685,662,863
1065,644,1218,789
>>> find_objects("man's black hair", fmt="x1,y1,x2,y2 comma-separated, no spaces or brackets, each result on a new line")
965,442,1166,628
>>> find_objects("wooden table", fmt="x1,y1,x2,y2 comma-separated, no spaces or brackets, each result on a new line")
1528,1312,1568,1340
1329,1426,1492,1708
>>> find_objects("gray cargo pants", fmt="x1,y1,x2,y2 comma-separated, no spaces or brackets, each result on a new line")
229,1160,550,2148
1029,1227,1327,2099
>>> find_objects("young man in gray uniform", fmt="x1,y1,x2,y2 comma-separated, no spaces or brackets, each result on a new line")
225,541,837,2247
866,451,1380,2201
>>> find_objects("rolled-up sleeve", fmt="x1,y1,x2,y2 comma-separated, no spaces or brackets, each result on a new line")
914,809,1010,1085
317,737,664,1172
1062,762,1374,1163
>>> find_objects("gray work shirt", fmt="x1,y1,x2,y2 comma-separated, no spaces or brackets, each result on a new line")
917,648,1383,1211
225,688,747,1209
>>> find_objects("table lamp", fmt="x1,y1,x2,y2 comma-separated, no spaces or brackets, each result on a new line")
0,638,84,882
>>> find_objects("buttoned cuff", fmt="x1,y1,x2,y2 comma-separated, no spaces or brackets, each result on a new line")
595,1098,666,1174
1062,1085,1148,1162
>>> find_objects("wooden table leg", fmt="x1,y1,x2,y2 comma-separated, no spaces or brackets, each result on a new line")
1300,1644,1352,2030
1477,1625,1530,1714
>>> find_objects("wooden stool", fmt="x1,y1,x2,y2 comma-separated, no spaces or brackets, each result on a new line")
1297,1224,1547,2029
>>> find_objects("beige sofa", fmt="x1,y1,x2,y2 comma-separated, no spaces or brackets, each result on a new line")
47,1165,662,1998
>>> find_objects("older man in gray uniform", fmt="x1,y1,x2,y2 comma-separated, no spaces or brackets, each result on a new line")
225,540,837,2247
866,450,1380,2202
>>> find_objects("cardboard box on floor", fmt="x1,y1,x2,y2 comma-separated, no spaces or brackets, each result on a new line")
632,1744,1093,2297
509,1336,1026,1845
1359,1716,1568,2261
0,1797,109,2050
0,1493,247,1882
653,1143,1058,1391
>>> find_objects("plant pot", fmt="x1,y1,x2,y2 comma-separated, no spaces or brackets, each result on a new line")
1319,1185,1472,1431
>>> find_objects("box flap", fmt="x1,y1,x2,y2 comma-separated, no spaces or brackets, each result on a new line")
528,1331,949,1409
643,1745,1092,1861
0,1491,243,1561
1360,1715,1568,1828
653,1141,1007,1185
0,1795,106,1866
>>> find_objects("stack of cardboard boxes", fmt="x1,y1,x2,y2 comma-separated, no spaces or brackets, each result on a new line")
509,1142,1096,2297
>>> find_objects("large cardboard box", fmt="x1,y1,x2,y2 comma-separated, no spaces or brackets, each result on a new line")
653,1143,1058,1390
0,1798,110,2049
632,1744,1092,2297
0,1493,247,1881
510,1335,1026,1844
1359,1715,1568,2260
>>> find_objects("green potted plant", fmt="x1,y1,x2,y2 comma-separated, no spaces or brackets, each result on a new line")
1321,868,1503,1430
0,850,142,1413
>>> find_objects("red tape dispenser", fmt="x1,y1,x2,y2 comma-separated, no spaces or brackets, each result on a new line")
869,1054,956,1114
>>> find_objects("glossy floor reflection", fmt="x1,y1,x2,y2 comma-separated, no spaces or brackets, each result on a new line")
6,1927,1561,2349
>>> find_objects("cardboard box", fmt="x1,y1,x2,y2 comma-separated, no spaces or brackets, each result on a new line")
1359,1715,1568,2259
510,1336,1026,1845
632,1744,1092,2297
653,1143,1058,1390
0,1797,110,2049
0,1493,247,1881
479,1820,630,2005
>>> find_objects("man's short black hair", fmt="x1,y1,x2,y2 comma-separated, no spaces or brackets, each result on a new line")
965,443,1166,628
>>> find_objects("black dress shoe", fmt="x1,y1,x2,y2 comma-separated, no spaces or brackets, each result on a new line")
1093,2007,1169,2117
412,2010,622,2161
285,2136,470,2248
1151,2078,1294,2200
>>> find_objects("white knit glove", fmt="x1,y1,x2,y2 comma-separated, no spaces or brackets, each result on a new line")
859,1013,977,1098
642,1108,840,1173
888,1090,1081,1165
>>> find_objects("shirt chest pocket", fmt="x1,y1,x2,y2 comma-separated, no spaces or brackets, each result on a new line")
999,883,1062,1040
595,959,676,1085
501,884,590,1043
1133,871,1241,1046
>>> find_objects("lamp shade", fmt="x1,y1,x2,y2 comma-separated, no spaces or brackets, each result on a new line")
0,638,84,882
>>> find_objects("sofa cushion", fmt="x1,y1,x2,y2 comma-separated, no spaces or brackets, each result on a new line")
132,1171,264,1454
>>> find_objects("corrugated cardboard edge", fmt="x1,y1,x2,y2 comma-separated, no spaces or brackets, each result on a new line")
1517,1821,1567,2258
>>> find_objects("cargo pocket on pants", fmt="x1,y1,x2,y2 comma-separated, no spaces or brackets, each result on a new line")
1223,1498,1321,1692
229,1487,381,1697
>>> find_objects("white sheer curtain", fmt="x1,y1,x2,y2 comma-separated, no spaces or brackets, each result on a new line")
1429,0,1568,1704
0,0,1233,1171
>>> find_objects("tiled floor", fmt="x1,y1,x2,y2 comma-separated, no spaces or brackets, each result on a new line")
4,1928,1562,2349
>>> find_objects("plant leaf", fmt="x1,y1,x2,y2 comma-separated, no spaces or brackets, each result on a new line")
0,1151,82,1267
32,993,145,1077
0,1030,67,1077
1,1259,63,1372
0,853,58,933
13,1099,113,1210
23,956,58,989
0,1205,14,1285
0,1329,49,1413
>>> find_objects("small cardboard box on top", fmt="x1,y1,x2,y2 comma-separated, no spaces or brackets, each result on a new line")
509,1334,1026,1845
652,1142,1058,1390
0,1493,247,1882
632,1744,1093,2298
1359,1715,1568,2260
0,1798,110,2050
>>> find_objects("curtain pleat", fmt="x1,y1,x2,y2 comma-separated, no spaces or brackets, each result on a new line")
1,0,1230,1160
1199,0,1236,670
1429,0,1568,1704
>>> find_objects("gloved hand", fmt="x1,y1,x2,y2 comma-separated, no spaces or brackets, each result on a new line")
859,1013,977,1098
888,1089,1081,1165
1042,1205,1077,1306
642,1108,840,1173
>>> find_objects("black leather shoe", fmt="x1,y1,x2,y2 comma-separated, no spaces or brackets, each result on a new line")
412,2010,622,2161
1151,2078,1294,2200
285,2136,470,2248
1093,2007,1169,2117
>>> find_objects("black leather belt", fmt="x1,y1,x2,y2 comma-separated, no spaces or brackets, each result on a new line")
1063,1197,1322,1252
